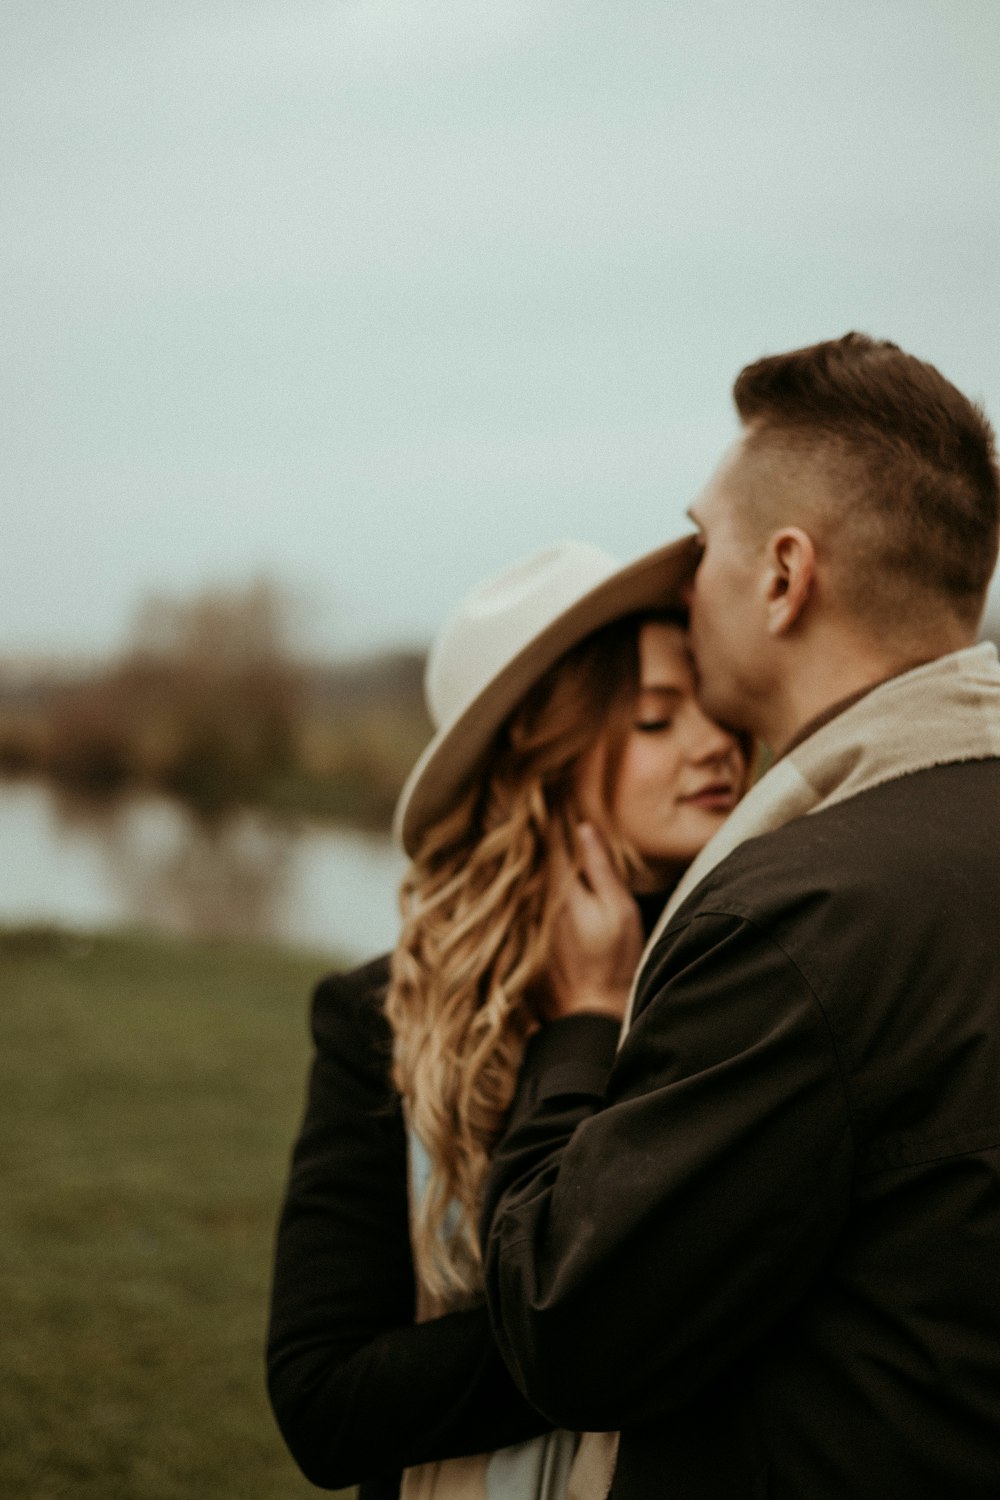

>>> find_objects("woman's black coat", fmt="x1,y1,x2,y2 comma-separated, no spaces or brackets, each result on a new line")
266,957,555,1498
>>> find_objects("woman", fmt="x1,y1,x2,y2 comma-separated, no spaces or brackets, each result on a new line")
267,538,748,1500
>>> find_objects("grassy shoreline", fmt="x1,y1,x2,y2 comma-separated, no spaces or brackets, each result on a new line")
1,925,354,1499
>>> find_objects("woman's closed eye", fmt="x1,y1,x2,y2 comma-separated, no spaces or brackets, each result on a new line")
633,685,685,735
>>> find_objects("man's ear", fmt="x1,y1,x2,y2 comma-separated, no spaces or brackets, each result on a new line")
765,527,816,636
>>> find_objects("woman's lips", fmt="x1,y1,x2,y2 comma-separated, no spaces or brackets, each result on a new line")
680,784,739,812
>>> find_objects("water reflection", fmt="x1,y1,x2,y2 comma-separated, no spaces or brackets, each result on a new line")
83,796,296,939
0,782,406,960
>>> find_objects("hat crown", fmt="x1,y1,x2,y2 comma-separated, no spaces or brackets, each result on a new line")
426,541,620,730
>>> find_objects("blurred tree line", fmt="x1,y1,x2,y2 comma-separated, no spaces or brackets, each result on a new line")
0,580,431,829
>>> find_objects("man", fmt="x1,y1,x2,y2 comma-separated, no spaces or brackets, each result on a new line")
480,333,1000,1498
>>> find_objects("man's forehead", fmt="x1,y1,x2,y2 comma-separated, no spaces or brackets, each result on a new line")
688,436,748,527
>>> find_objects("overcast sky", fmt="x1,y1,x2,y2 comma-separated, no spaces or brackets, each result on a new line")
3,0,999,658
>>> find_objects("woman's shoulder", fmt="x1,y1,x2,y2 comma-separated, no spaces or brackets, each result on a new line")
313,953,391,1013
310,953,394,1068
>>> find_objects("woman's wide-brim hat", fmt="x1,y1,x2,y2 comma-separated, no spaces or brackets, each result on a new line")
393,533,702,856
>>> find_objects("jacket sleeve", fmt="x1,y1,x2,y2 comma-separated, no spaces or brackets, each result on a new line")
480,910,855,1433
266,962,551,1492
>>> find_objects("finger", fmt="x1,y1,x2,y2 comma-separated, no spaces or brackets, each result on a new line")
574,822,627,902
548,825,580,903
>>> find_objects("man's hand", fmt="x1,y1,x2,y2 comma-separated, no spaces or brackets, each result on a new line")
545,823,643,1022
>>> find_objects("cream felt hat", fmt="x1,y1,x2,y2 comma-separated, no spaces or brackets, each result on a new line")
394,533,701,855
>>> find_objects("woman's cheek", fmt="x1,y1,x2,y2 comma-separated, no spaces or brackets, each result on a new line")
637,741,681,806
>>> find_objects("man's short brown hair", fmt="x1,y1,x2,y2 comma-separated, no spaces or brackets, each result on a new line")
732,333,1000,630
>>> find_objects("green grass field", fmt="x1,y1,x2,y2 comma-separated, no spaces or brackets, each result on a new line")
0,926,356,1499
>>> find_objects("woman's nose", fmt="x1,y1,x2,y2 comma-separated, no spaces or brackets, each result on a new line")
689,713,741,766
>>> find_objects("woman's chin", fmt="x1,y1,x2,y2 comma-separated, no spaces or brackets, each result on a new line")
644,812,732,872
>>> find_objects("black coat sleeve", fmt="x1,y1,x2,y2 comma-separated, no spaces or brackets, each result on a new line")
266,957,551,1493
481,911,855,1433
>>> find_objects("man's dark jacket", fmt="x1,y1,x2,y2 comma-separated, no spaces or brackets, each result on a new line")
482,759,1000,1498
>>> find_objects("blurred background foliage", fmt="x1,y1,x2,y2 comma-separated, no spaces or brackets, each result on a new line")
0,578,431,828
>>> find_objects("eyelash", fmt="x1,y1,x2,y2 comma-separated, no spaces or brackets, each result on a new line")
635,719,675,733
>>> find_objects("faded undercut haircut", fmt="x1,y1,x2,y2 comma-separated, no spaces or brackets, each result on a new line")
732,332,1000,631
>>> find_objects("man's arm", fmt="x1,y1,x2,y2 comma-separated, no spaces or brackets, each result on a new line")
481,910,854,1432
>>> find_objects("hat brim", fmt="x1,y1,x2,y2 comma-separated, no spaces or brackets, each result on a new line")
394,533,702,855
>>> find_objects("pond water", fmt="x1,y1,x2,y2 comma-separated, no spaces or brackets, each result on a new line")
0,780,407,961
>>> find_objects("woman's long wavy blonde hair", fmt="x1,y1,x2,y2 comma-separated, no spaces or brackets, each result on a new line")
385,612,662,1307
